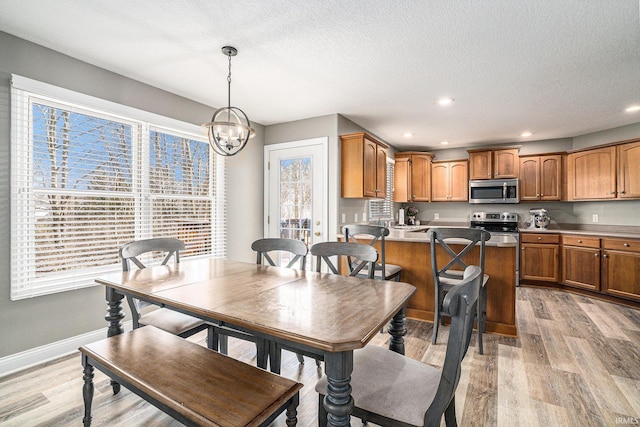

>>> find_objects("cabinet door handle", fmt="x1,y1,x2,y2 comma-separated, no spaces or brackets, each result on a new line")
621,190,626,194
594,253,599,257
578,239,582,243
610,191,616,194
537,237,542,240
603,254,609,258
624,243,630,247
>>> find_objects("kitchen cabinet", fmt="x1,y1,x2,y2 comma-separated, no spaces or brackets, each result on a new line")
519,154,563,201
431,160,468,202
567,146,616,200
602,237,640,302
341,132,388,198
468,148,520,180
617,141,640,199
393,152,434,202
520,233,559,282
561,235,601,291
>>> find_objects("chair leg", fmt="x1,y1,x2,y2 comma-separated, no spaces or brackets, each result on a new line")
269,341,282,374
444,397,458,427
205,325,215,349
218,334,229,355
318,394,328,427
432,287,441,345
478,286,487,355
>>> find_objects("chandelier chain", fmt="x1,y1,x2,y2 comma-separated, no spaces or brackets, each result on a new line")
227,52,232,108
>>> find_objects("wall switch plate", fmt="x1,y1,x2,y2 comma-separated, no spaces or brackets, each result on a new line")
362,213,367,222
592,214,599,223
355,213,358,223
434,213,440,220
341,213,346,224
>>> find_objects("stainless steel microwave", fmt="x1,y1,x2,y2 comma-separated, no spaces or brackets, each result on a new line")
469,179,519,204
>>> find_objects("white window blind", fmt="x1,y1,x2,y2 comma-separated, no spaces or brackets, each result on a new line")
369,158,394,219
10,75,226,300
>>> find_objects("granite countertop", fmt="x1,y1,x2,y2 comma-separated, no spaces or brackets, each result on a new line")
353,225,519,247
519,223,640,239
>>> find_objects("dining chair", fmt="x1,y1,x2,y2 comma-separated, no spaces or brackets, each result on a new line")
343,224,402,281
310,241,378,278
214,238,310,373
119,238,212,346
316,265,483,427
429,227,490,355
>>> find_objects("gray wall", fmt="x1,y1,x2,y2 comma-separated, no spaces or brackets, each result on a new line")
0,32,264,357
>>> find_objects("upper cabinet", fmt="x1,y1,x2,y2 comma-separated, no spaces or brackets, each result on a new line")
468,148,520,179
617,141,640,199
567,146,617,200
519,154,563,201
431,160,469,202
394,152,434,202
341,132,388,198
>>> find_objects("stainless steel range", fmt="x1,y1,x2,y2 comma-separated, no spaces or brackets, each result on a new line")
470,211,521,286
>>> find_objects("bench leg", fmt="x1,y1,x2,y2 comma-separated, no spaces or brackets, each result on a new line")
82,355,94,427
285,393,300,427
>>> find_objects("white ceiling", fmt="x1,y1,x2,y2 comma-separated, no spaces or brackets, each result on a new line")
1,0,639,150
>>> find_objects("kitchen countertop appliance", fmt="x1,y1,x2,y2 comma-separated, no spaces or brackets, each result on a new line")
525,208,550,229
470,211,521,286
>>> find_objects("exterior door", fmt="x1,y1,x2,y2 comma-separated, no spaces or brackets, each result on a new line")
265,138,327,269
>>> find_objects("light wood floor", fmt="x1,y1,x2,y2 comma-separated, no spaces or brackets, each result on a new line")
1,286,639,426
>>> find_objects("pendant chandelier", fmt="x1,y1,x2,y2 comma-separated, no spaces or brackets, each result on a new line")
202,46,255,156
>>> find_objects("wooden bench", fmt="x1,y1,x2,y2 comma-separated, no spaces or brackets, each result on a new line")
79,325,303,427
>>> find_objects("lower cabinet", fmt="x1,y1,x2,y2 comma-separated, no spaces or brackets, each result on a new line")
520,233,559,282
520,232,640,305
602,238,640,302
561,235,601,291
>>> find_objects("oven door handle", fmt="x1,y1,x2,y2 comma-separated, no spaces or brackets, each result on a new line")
503,182,507,200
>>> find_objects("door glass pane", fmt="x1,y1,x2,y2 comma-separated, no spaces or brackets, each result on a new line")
279,157,312,267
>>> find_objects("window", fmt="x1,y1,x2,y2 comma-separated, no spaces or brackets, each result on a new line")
10,75,226,300
369,158,394,219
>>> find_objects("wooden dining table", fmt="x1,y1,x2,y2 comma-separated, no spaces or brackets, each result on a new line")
96,257,416,427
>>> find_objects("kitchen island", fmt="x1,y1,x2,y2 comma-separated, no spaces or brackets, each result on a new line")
343,225,518,336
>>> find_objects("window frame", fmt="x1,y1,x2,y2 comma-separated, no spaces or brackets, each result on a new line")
10,75,225,300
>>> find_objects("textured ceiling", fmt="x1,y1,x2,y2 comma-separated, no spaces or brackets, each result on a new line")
1,0,639,150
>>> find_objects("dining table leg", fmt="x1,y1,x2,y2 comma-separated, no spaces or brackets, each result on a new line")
388,306,407,355
322,351,354,427
105,287,124,394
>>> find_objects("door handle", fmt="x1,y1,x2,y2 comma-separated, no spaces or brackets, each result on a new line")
314,232,321,237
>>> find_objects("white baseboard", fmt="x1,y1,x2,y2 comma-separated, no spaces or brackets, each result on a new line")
0,321,133,378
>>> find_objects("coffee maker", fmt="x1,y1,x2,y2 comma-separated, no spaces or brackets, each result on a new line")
525,208,551,229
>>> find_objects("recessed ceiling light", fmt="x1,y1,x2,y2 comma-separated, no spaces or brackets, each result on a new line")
626,105,640,112
403,132,414,138
437,97,454,106
440,141,449,145
521,131,533,137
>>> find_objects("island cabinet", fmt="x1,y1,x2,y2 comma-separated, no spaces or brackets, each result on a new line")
468,147,519,180
519,154,563,201
341,132,388,198
520,233,560,282
561,235,601,291
393,152,434,202
602,237,640,302
431,159,468,202
386,240,516,336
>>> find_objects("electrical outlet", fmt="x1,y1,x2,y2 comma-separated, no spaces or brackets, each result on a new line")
362,213,367,222
592,214,599,223
355,213,358,223
434,213,440,220
341,213,346,224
